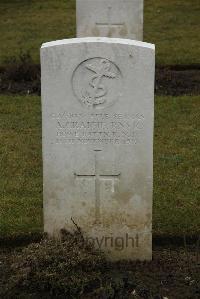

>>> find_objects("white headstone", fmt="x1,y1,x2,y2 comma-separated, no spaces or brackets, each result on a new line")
41,37,155,261
76,0,143,40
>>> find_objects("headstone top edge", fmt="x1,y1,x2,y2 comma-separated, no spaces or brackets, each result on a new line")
41,37,155,50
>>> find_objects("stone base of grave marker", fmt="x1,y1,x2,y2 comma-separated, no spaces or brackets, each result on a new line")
41,37,155,260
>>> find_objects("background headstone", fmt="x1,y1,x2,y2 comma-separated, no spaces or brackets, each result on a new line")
41,37,155,260
76,0,143,40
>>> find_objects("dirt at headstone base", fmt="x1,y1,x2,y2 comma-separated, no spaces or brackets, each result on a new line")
0,61,199,96
0,230,199,299
155,65,200,96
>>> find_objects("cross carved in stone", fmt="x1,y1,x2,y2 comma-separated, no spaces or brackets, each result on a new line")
74,150,120,224
96,6,124,32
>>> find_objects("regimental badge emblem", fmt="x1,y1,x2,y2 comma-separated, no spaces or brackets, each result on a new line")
72,57,122,109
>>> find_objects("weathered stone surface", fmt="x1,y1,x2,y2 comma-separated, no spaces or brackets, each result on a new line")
76,0,143,40
41,37,155,260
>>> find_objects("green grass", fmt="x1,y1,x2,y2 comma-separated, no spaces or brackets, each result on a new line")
0,0,199,65
144,0,200,65
0,95,199,237
154,96,200,235
0,95,42,236
0,0,75,64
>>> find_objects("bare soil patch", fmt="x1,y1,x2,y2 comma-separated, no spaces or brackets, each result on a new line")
0,231,199,299
156,65,200,96
0,62,199,96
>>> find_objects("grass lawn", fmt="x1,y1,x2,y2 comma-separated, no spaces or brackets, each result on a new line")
0,95,42,237
0,95,199,238
0,0,199,65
